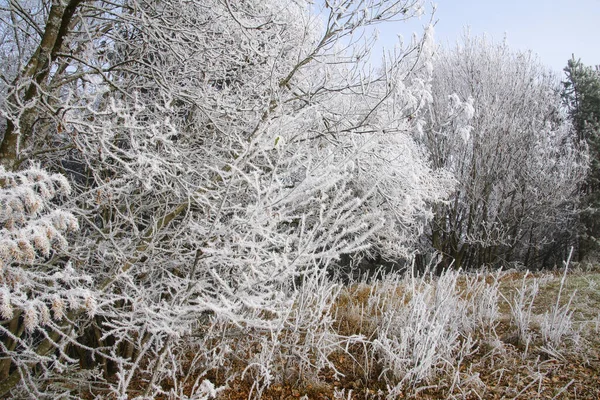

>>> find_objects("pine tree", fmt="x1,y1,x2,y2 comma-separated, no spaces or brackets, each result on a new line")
562,56,600,260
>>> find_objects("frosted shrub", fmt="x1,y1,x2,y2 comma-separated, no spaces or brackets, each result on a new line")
0,0,450,397
422,34,586,269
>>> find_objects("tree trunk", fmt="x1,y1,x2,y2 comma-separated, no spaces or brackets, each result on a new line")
0,0,83,171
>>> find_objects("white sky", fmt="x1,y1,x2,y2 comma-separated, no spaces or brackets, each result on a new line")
369,0,600,75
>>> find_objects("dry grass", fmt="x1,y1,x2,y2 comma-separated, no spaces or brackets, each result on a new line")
193,267,600,399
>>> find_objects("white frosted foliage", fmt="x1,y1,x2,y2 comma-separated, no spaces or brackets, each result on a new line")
0,287,12,320
0,165,78,268
0,0,453,397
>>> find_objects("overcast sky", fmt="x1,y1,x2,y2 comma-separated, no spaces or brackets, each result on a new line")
370,0,600,75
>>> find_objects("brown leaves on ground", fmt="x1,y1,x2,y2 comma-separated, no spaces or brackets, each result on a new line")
219,336,600,399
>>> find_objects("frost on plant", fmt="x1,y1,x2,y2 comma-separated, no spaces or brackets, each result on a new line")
372,269,480,392
506,272,539,351
0,0,452,397
0,165,92,396
421,33,586,270
540,249,579,350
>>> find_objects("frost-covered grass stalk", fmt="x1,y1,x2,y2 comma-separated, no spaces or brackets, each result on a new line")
242,269,343,396
314,262,503,397
463,270,501,334
327,262,586,398
540,248,578,350
505,272,539,353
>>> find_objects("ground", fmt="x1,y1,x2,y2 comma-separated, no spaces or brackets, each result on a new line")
215,268,600,399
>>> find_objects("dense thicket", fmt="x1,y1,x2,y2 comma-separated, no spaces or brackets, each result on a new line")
0,1,592,397
0,1,450,397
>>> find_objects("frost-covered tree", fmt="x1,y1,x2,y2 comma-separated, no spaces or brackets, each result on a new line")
420,34,586,270
0,0,449,397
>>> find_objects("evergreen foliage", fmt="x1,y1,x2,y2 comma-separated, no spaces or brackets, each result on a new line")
562,57,600,260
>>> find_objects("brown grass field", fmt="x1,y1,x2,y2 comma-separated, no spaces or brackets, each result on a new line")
211,268,600,399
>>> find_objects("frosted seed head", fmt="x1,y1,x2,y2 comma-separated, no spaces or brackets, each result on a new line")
0,288,13,320
51,296,65,321
66,215,79,232
27,167,49,183
7,198,23,214
51,211,76,232
52,174,72,196
14,213,25,226
33,234,51,257
51,212,67,231
5,240,20,261
84,293,97,317
38,303,50,326
21,187,42,214
23,305,39,332
2,214,15,230
0,172,17,188
0,241,11,263
17,238,35,263
36,182,52,199
44,224,59,240
0,203,11,222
